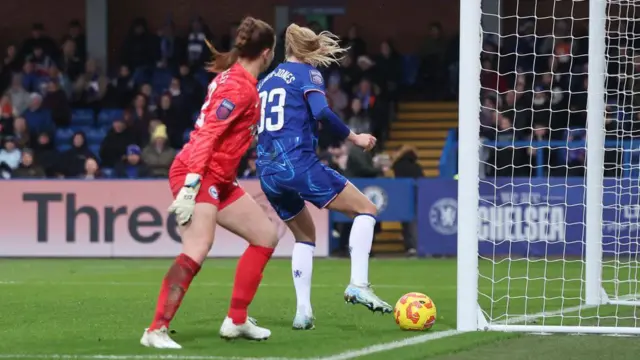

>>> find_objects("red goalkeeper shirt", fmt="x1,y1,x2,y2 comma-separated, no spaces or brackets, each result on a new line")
176,63,260,183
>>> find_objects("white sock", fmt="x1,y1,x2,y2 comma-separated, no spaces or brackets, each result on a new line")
349,214,376,286
292,242,314,316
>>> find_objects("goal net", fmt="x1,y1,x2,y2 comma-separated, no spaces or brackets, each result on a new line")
457,0,640,334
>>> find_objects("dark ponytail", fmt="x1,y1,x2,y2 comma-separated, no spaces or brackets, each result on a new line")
206,16,275,73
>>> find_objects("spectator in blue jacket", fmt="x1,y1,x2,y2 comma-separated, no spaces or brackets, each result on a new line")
115,144,151,179
22,93,53,133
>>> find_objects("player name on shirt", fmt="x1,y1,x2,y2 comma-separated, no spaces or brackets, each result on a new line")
259,68,296,88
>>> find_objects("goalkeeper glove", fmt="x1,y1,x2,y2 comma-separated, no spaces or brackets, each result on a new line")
169,173,201,226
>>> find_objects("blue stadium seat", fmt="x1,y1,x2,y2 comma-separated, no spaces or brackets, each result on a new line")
56,143,72,153
192,112,199,123
97,109,124,127
402,55,420,86
55,127,75,145
86,127,107,145
70,125,92,134
152,68,173,94
101,167,115,178
71,109,95,127
89,144,101,158
194,70,210,88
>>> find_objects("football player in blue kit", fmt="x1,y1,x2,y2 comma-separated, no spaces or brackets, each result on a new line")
256,23,393,330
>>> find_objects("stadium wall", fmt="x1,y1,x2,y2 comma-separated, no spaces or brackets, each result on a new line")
0,180,329,258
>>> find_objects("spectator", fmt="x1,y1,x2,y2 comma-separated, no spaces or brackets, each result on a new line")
167,77,187,114
33,132,60,176
326,75,348,119
481,58,508,94
344,142,383,178
121,18,158,72
59,132,94,177
391,145,423,256
356,56,376,82
21,61,39,93
21,23,57,59
354,78,376,111
12,148,45,178
61,20,86,60
186,17,212,68
115,144,150,179
26,45,53,76
178,64,203,113
46,64,73,98
156,93,183,148
344,24,367,58
58,39,83,82
239,149,257,178
0,45,21,91
22,93,53,133
110,65,135,108
141,124,176,177
336,52,359,93
0,136,21,176
130,93,155,140
374,40,403,100
5,74,30,116
139,83,157,112
11,116,31,149
347,98,371,134
158,21,184,69
420,22,448,96
100,118,135,168
81,157,101,179
73,59,108,109
0,95,13,135
43,79,71,128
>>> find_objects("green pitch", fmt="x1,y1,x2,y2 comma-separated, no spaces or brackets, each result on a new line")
1,258,639,360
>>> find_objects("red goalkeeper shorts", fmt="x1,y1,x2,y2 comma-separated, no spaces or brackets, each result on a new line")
168,159,245,211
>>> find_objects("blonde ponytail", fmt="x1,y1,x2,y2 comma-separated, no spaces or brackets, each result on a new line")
285,24,347,67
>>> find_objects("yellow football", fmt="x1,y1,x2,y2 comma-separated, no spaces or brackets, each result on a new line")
393,292,437,331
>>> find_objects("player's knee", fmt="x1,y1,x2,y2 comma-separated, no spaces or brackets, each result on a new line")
357,200,378,218
254,225,279,248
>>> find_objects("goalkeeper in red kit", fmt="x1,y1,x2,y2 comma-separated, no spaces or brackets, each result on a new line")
140,17,277,349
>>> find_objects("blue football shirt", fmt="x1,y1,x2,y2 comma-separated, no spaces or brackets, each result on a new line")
256,62,326,175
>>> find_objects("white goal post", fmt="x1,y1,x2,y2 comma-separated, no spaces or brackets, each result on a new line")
457,0,640,334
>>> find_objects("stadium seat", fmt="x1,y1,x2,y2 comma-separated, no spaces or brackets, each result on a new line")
86,128,107,145
89,144,101,158
56,143,72,153
55,127,75,145
192,112,199,123
101,167,114,178
194,70,210,89
152,68,173,94
401,55,420,86
97,109,124,127
69,125,92,134
71,109,95,127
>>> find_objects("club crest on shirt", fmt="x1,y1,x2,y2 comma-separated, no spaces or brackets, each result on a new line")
309,69,323,85
216,99,236,120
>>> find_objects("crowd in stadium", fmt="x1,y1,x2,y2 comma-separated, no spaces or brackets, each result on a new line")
0,17,454,180
479,19,634,178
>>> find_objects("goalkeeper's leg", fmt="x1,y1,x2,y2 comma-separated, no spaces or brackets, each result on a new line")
216,190,279,340
141,202,218,349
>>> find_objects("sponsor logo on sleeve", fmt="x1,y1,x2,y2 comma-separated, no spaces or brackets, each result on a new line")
216,99,236,120
309,69,323,86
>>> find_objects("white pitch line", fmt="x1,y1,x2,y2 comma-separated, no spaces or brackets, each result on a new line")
314,329,459,360
0,355,294,360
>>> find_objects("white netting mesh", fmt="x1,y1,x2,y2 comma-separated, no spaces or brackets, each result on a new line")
476,0,640,331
